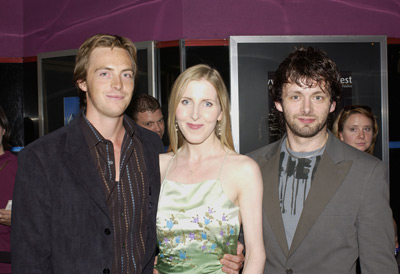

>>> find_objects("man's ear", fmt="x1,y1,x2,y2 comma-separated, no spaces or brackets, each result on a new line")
77,80,87,92
329,101,336,113
275,101,283,112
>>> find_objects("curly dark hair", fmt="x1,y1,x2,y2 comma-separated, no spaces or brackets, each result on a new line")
269,47,342,141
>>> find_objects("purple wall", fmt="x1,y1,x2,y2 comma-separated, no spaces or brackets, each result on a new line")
182,0,400,38
20,0,183,57
0,0,24,57
1,0,400,58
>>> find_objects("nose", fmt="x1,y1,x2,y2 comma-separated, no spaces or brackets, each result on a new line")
301,98,312,114
358,129,365,139
191,105,199,121
112,75,122,90
154,123,161,132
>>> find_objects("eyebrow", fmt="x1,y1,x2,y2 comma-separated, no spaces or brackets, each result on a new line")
94,67,134,73
121,68,134,73
181,96,217,101
347,124,372,127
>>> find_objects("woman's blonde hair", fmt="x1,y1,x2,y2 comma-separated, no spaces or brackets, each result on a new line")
332,105,379,155
167,64,234,154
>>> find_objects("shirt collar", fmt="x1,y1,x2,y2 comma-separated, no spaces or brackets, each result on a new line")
79,111,137,150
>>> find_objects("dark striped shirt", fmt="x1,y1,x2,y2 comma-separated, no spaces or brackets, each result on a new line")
81,114,148,274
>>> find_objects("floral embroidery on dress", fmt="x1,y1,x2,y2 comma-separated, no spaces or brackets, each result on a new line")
157,207,238,265
156,179,239,272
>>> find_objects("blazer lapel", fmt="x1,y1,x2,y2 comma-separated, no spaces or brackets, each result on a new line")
258,140,290,256
288,133,352,256
63,118,110,218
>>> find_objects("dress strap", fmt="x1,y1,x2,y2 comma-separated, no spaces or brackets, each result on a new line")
217,151,228,180
163,153,177,181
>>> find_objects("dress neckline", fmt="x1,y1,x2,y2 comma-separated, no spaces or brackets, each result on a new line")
163,177,220,186
163,149,228,184
160,178,239,209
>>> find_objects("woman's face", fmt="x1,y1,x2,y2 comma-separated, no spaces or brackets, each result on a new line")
339,113,373,152
175,79,222,145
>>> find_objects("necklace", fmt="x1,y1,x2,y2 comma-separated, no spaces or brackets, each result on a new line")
187,160,204,175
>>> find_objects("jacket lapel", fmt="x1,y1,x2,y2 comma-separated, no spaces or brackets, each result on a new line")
288,133,352,256
63,117,110,218
258,140,290,256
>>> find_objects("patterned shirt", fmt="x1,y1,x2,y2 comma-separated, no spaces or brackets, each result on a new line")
81,114,149,274
279,138,324,248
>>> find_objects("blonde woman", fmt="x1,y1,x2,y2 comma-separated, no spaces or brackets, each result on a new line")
155,64,265,273
332,105,378,155
333,105,399,270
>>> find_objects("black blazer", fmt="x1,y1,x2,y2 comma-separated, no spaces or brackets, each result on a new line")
11,115,163,274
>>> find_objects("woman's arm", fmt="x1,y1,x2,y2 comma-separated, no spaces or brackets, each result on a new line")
236,156,266,274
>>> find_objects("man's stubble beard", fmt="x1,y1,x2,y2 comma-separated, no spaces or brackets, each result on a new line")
282,110,329,138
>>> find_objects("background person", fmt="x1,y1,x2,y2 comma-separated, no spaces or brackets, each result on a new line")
155,64,265,273
0,105,17,274
332,105,378,155
132,94,165,139
333,104,399,272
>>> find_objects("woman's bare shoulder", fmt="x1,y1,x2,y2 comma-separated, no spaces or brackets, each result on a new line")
226,151,260,171
219,151,260,185
159,152,174,170
160,152,174,161
221,150,263,203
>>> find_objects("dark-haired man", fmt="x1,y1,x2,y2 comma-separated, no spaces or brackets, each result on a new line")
132,94,165,139
248,47,398,273
12,34,164,274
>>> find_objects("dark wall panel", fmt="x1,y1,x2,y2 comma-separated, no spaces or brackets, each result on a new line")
0,62,38,148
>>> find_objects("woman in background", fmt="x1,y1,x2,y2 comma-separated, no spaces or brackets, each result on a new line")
0,105,17,274
332,105,378,155
155,64,265,273
333,104,399,272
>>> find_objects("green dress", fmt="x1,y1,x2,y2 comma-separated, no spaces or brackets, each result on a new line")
155,155,240,273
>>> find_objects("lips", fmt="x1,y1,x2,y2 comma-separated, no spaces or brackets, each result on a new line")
106,94,124,100
298,117,316,124
187,123,203,130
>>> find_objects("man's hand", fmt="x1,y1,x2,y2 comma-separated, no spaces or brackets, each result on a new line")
0,209,11,226
153,255,159,274
220,241,245,274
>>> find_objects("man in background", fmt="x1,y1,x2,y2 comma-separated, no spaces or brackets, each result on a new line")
132,94,165,139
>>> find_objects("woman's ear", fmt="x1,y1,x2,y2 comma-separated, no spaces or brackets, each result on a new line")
217,111,223,122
